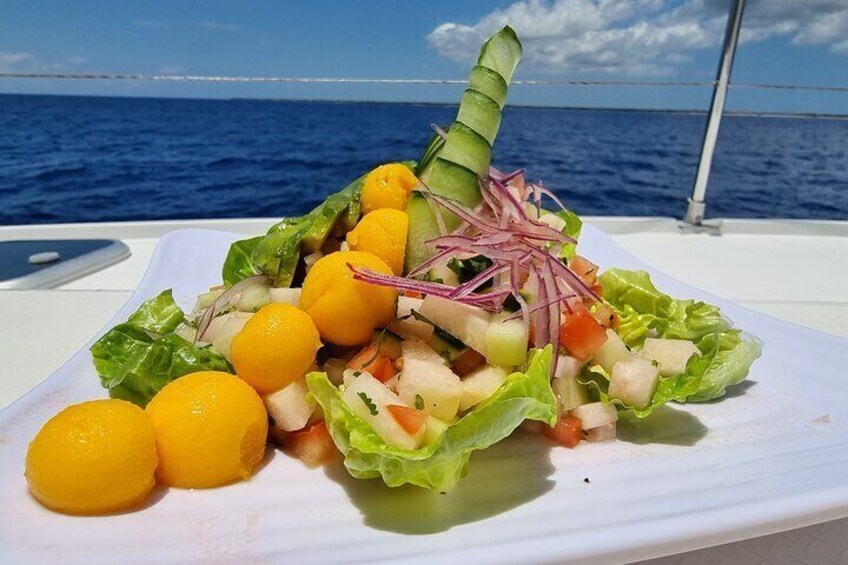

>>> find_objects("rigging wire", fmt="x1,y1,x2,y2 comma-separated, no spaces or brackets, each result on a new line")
1,72,847,92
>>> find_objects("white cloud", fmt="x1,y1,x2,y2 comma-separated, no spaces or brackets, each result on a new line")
0,52,87,73
428,0,848,76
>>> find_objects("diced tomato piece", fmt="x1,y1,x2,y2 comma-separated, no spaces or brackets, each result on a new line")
284,422,339,468
452,348,487,377
347,346,398,382
386,405,427,435
591,302,619,331
402,290,425,299
544,415,583,448
560,306,608,361
568,255,599,287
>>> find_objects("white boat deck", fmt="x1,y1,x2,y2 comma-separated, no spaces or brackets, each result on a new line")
1,216,846,564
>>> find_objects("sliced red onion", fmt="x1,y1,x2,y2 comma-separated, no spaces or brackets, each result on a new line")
449,264,510,299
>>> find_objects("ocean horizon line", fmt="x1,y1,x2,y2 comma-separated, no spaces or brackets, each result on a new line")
1,91,846,121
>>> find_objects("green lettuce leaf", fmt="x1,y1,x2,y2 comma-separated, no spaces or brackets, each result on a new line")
90,291,232,406
307,347,557,491
595,269,762,408
126,289,185,334
222,236,263,287
554,207,582,260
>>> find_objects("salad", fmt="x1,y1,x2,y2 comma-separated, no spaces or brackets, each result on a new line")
25,26,762,515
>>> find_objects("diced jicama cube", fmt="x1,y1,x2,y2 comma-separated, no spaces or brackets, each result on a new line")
640,338,701,376
397,357,462,420
571,402,618,429
593,329,630,373
342,372,424,450
609,355,660,409
553,354,584,381
269,287,301,305
459,366,510,411
397,296,424,318
264,373,317,432
210,312,253,360
418,295,491,355
401,339,447,366
552,372,589,413
485,315,528,367
585,422,616,443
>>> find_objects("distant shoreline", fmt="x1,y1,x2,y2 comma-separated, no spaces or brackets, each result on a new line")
2,92,847,120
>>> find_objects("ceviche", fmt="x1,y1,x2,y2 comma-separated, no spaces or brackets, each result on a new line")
25,27,761,515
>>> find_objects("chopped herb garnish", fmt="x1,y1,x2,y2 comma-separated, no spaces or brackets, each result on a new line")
352,370,362,377
357,392,378,415
414,394,425,410
447,254,494,287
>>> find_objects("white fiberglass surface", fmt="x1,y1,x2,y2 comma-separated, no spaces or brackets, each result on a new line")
1,226,846,564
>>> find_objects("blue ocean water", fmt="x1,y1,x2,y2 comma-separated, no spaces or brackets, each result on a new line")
1,94,846,225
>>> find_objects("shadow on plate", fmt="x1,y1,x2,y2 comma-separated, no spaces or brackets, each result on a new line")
706,379,758,401
616,405,708,446
323,434,555,535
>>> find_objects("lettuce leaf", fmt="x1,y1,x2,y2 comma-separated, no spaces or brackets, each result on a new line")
554,207,582,260
307,347,557,491
90,290,232,406
595,269,762,409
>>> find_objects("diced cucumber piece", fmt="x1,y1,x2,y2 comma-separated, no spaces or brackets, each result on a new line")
418,295,491,355
485,314,528,366
609,355,660,409
552,372,589,413
269,287,301,305
439,122,492,177
640,338,701,376
459,365,509,411
397,357,462,420
593,329,630,373
571,402,618,429
468,65,508,109
238,283,271,312
423,416,451,446
264,373,317,432
457,89,502,146
342,372,424,450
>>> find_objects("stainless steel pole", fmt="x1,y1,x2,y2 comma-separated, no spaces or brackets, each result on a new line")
684,0,747,226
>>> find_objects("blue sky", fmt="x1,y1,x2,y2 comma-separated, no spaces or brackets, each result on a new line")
1,0,846,113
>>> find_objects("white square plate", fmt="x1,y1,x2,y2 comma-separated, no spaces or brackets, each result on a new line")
2,226,847,564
